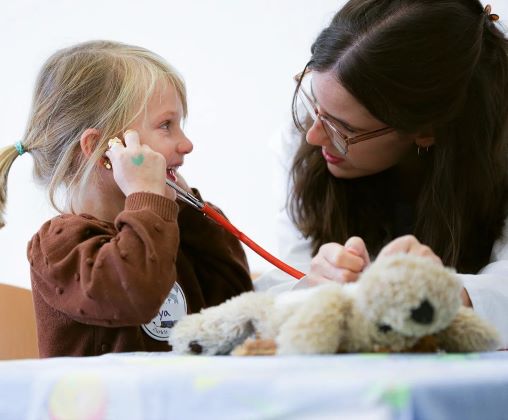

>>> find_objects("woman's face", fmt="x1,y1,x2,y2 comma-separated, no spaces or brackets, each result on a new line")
305,70,415,179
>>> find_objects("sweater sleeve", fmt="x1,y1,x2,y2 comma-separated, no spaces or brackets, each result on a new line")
28,192,180,327
177,189,253,306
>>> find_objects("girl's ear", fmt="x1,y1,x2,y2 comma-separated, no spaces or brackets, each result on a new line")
79,128,101,158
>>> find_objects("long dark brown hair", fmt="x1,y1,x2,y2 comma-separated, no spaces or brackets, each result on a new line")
290,0,508,273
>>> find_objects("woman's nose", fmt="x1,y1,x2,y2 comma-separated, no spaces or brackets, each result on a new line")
306,118,329,147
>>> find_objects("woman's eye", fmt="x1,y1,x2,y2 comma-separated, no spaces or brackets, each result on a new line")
338,122,356,134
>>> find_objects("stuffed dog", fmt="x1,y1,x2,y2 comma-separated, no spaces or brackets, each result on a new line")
169,254,500,355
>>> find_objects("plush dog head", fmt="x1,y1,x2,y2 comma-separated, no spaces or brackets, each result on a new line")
354,254,462,344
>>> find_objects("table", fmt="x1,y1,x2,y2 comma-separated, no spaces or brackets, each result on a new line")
1,352,507,419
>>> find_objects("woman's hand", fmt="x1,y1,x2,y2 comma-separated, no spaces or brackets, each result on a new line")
461,288,473,307
105,130,176,200
378,235,475,306
306,236,370,284
377,235,442,266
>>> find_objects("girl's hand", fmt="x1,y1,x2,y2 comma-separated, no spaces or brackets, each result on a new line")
307,236,370,284
377,235,442,266
105,130,176,200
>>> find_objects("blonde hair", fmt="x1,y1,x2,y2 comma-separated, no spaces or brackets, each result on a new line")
0,40,187,228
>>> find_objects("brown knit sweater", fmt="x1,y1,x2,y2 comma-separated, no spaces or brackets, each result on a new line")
27,191,252,357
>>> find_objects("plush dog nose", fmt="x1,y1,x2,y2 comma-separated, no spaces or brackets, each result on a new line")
411,299,434,324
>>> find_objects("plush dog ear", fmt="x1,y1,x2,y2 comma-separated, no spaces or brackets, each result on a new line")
434,307,500,352
276,284,351,355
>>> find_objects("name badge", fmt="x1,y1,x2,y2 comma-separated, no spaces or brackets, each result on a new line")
141,282,187,341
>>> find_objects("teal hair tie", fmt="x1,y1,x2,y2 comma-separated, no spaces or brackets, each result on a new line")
14,141,25,156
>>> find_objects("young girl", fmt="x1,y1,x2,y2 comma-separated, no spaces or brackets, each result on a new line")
257,0,508,348
0,40,253,357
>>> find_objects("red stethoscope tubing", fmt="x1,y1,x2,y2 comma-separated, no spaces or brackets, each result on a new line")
201,203,305,280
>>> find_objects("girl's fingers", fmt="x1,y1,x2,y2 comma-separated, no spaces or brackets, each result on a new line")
107,137,124,149
105,138,124,161
123,130,141,148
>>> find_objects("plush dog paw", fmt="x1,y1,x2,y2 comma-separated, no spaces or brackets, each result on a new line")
170,315,255,355
435,307,500,352
168,312,234,355
168,293,263,355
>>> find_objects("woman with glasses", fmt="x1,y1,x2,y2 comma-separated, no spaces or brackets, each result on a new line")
256,0,508,348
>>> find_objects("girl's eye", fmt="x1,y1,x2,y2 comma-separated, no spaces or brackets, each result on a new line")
160,120,171,130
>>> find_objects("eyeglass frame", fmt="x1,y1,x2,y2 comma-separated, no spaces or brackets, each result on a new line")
294,67,395,155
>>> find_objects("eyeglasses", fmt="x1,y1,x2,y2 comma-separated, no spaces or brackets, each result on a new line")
294,69,395,155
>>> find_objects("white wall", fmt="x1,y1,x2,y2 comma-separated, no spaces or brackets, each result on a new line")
1,0,507,288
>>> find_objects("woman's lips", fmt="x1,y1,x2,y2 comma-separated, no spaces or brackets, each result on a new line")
322,148,345,164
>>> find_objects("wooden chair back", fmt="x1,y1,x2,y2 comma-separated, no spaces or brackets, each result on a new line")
0,283,39,359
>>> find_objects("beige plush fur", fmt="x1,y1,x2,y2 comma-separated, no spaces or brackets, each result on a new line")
169,254,500,355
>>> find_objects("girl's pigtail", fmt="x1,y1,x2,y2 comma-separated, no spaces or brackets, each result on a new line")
0,143,25,228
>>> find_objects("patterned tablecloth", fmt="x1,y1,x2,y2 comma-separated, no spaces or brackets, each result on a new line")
0,352,507,420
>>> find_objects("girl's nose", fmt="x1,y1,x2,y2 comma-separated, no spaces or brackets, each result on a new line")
306,118,329,147
177,134,193,154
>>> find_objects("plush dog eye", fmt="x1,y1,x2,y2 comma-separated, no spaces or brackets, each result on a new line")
378,324,392,333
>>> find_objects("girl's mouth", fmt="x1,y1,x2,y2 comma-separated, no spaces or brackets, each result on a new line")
166,167,178,182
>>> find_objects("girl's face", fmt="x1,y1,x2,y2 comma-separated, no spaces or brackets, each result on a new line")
129,81,193,181
305,71,415,179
